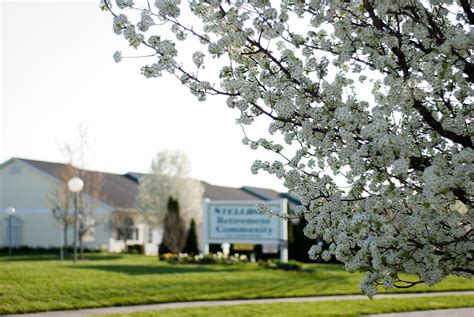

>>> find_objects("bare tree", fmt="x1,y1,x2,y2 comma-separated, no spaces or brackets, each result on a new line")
76,169,103,259
47,126,103,260
47,164,77,258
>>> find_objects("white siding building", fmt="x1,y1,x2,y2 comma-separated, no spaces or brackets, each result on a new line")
0,158,159,254
0,157,299,255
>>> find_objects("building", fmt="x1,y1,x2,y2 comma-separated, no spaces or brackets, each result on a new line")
0,157,299,255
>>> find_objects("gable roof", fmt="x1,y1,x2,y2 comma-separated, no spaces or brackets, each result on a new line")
126,174,301,209
241,186,300,210
16,158,138,209
6,158,300,210
202,182,261,201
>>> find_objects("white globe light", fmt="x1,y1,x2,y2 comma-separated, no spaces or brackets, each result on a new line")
6,207,16,215
68,177,84,193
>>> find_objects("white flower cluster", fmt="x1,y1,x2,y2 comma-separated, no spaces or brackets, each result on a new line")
137,11,154,32
116,0,133,9
113,50,122,63
192,51,205,68
123,25,143,48
99,0,112,11
113,14,128,35
103,0,474,296
155,0,180,18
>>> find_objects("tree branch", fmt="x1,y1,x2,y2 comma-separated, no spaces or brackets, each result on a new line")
413,99,472,148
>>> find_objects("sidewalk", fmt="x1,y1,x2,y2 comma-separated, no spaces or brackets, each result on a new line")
6,291,474,317
367,307,474,317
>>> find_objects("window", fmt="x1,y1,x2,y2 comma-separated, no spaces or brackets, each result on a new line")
148,228,153,243
129,228,139,240
117,227,139,240
116,216,139,241
82,217,95,242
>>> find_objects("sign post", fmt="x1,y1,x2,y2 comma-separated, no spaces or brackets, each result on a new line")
279,198,288,263
202,199,288,262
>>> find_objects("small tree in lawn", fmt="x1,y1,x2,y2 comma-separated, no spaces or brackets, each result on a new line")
48,163,76,258
103,1,473,296
47,126,103,260
184,219,199,255
162,198,186,254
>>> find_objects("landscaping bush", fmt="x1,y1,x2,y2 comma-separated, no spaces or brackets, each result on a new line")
162,252,249,265
160,253,177,261
0,246,100,256
127,244,144,254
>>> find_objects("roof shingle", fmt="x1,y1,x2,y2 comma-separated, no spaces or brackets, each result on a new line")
13,158,300,210
20,158,138,209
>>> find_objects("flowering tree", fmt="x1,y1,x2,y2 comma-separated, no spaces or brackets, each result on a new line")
137,150,204,230
102,0,473,296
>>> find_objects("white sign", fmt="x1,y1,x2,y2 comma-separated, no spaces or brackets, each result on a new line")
202,199,288,262
209,203,280,240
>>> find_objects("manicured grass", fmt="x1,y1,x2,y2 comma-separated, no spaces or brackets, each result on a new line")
0,254,473,314
106,295,474,317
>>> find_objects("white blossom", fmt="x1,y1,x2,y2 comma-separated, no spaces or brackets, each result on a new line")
116,0,133,9
113,50,122,63
192,51,205,68
137,150,204,227
103,0,474,295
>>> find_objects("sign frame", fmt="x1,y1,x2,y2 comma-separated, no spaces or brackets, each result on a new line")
202,199,288,262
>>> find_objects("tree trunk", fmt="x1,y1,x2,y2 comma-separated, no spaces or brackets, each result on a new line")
63,222,68,257
79,222,85,260
123,235,128,253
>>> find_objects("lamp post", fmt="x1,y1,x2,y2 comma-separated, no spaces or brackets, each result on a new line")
52,207,64,260
6,207,16,255
68,177,83,264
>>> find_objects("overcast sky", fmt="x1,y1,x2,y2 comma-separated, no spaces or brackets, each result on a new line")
1,1,286,191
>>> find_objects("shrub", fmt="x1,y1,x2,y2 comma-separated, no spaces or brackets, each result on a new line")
127,244,144,254
0,246,100,256
160,253,177,261
163,252,249,265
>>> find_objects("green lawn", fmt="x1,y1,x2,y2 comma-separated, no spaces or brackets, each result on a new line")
0,254,473,315
106,295,474,317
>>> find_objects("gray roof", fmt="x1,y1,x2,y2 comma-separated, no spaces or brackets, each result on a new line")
241,186,300,210
202,182,262,201
11,158,300,210
126,174,300,208
18,158,138,209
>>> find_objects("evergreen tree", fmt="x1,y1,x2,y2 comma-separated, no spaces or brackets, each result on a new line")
183,219,199,255
162,197,186,254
